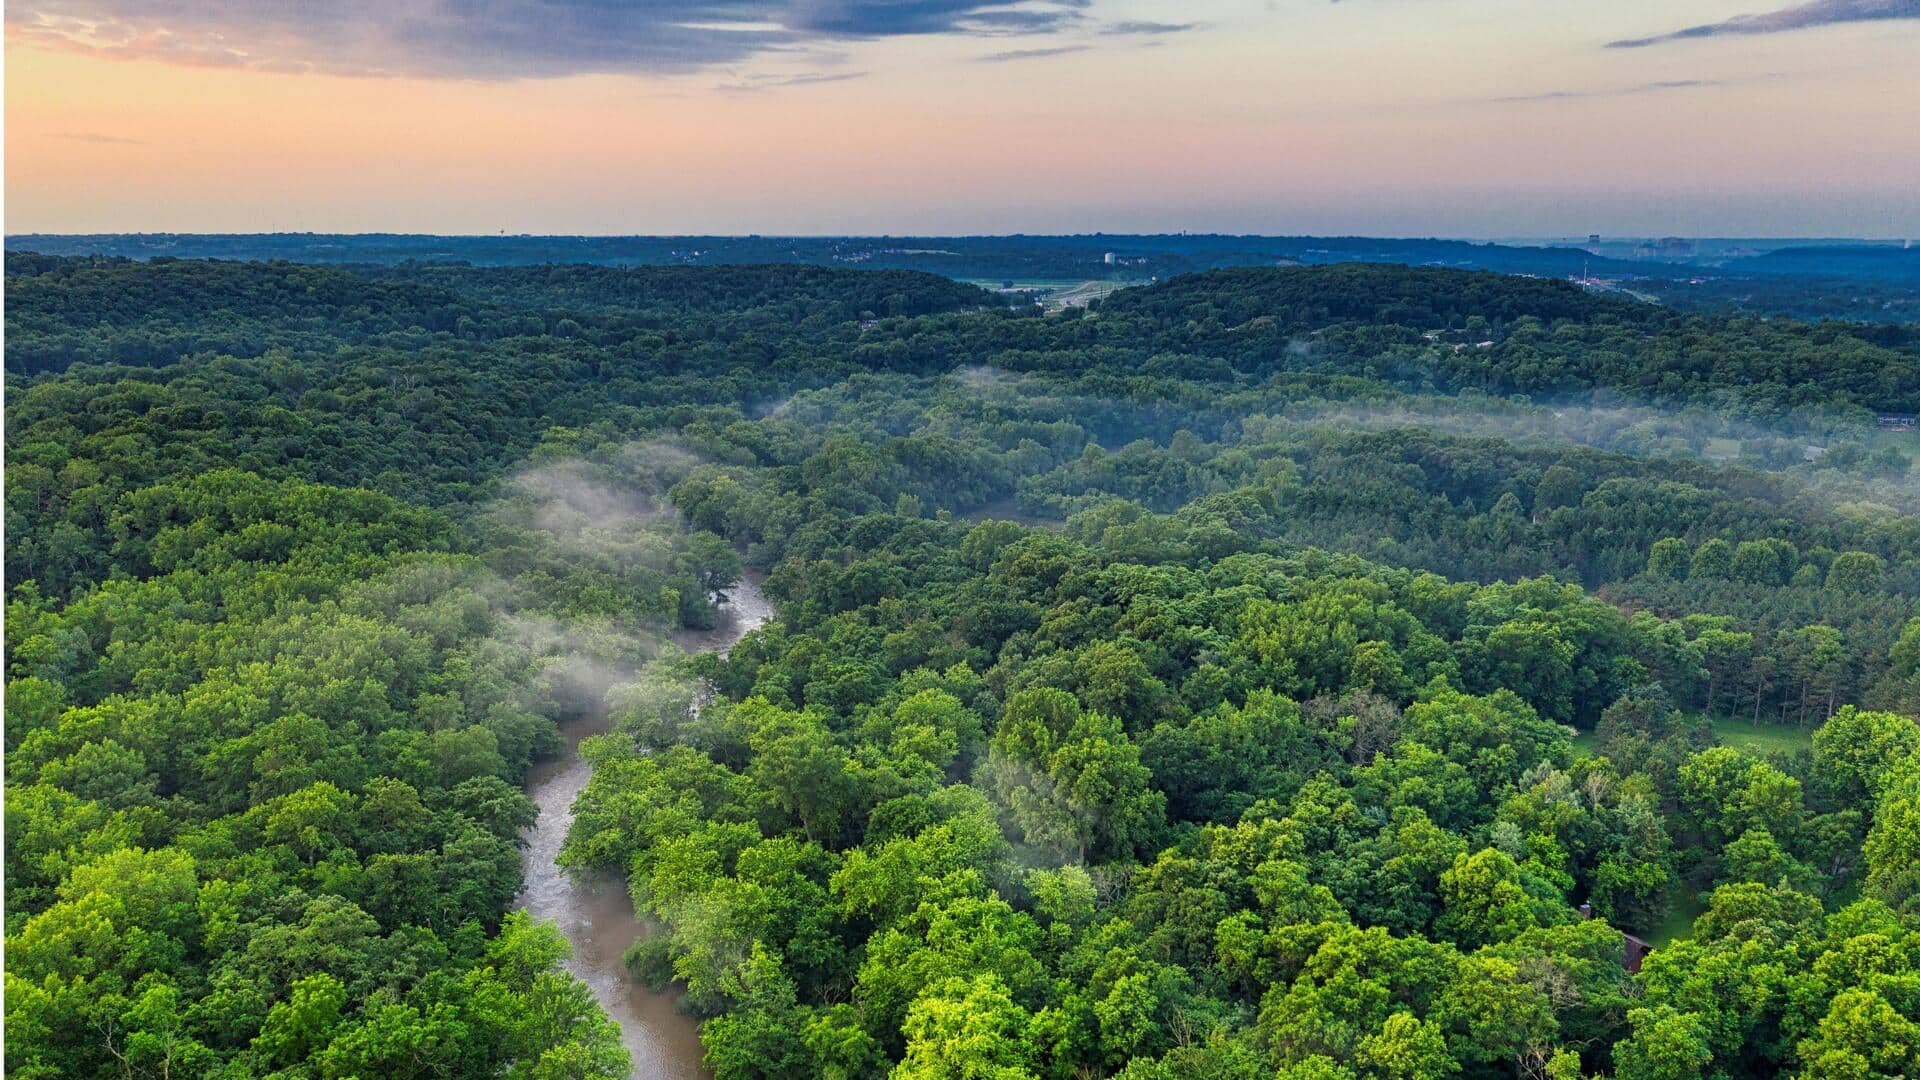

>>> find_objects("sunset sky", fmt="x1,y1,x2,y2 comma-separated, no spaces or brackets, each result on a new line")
6,0,1918,236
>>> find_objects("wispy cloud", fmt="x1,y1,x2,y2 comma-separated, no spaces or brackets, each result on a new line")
1607,0,1920,48
964,7,1091,36
976,44,1091,62
4,0,1090,78
1489,78,1727,104
1103,20,1201,35
49,130,147,144
716,70,868,92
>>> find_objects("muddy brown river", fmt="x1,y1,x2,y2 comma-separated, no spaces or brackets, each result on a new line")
516,573,771,1079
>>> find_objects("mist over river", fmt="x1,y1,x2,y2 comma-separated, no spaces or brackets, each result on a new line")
516,574,772,1079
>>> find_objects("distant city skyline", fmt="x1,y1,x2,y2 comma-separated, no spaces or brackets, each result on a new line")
6,0,1918,236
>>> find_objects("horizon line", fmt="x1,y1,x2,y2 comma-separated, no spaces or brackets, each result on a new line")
7,230,1916,243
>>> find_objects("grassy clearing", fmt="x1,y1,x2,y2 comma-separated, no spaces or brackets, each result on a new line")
1645,892,1708,947
1046,280,1134,308
1568,715,1811,953
1569,716,1812,761
963,278,1084,290
963,278,1142,310
1713,716,1815,757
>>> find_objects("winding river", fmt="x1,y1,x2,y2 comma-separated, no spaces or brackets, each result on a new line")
516,573,772,1079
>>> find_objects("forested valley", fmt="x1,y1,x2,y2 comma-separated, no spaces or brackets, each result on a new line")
7,253,1920,1079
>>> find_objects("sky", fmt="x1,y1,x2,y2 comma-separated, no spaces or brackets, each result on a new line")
5,0,1918,237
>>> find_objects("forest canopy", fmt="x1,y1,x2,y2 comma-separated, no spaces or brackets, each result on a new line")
7,254,1919,1079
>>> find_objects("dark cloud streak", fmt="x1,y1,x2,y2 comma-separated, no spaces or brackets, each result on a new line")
6,0,1089,78
975,44,1091,62
715,70,869,92
1489,78,1726,103
1607,0,1920,48
1103,20,1201,35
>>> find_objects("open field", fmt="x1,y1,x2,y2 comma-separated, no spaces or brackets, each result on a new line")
1713,716,1815,757
1646,892,1708,947
967,278,1142,309
1569,715,1813,761
1045,279,1135,308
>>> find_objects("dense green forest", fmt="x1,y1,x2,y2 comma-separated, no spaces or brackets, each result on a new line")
7,253,1920,1079
14,234,1919,325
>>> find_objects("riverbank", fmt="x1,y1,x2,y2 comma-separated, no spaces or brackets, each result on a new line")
515,573,771,1079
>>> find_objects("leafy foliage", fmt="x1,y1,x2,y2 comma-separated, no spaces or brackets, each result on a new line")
9,254,1918,1078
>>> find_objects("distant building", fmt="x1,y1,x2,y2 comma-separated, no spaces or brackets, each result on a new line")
1103,252,1116,265
1588,233,1602,246
1579,901,1654,973
1632,237,1696,259
1622,933,1653,973
1877,414,1917,432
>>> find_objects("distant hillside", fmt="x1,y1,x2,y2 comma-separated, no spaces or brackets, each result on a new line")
10,254,1915,414
15,232,1920,323
1095,264,1649,330
3,253,996,375
0,231,1680,281
1742,245,1920,281
375,261,1001,316
1086,264,1919,414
